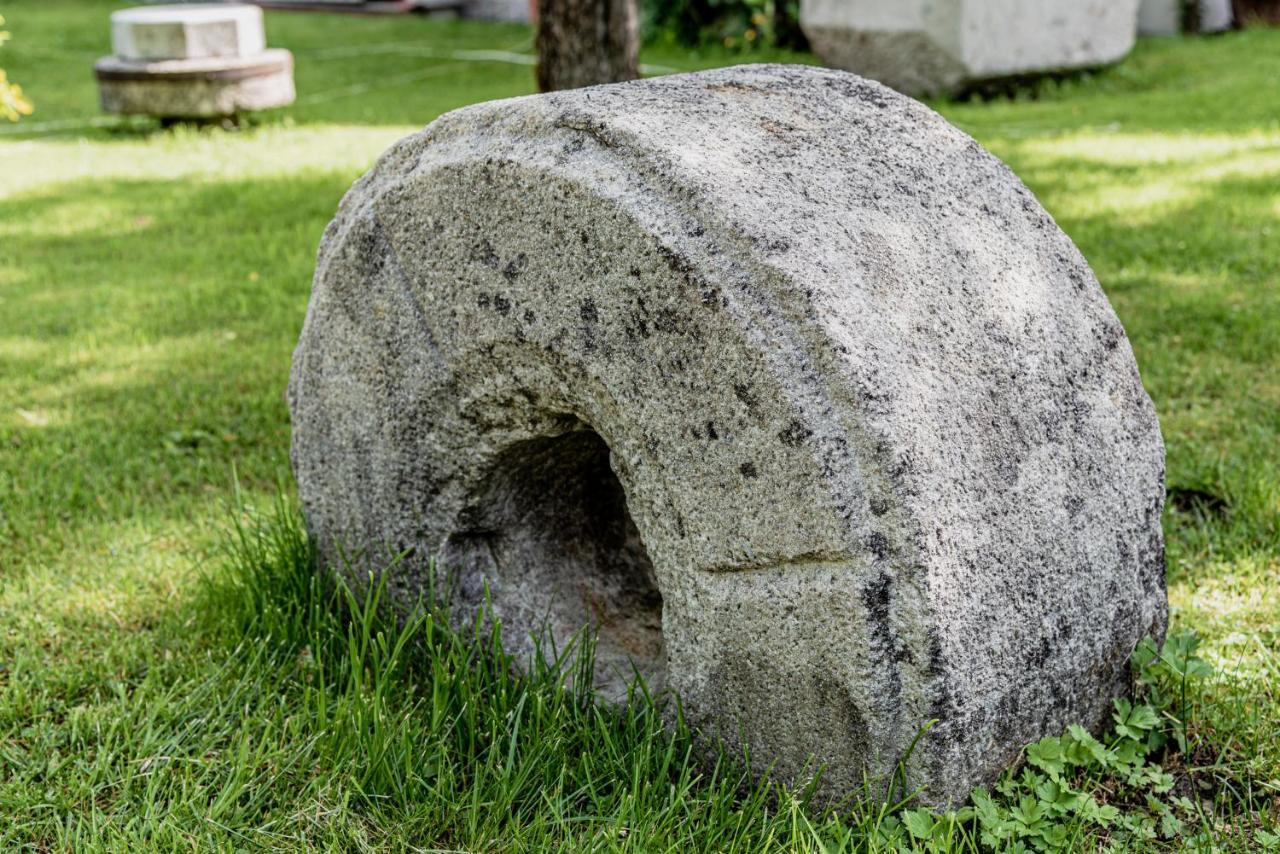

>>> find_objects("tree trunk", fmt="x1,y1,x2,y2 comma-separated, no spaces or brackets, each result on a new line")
773,1,809,51
1232,0,1280,25
535,0,638,92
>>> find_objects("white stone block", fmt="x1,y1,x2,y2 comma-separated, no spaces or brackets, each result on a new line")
802,0,1141,96
111,4,266,62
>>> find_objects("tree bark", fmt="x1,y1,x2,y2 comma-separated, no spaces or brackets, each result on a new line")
535,0,639,92
1232,0,1280,25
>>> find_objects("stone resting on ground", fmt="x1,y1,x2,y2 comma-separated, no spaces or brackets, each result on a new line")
95,5,295,120
799,0,1142,98
288,64,1167,806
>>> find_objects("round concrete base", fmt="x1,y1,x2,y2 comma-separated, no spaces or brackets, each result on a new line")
95,48,295,118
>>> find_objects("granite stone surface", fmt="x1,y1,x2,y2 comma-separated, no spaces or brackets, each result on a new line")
289,64,1167,805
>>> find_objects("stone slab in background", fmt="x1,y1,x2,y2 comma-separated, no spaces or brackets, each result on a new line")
288,64,1168,805
95,49,295,118
97,4,295,119
801,0,1141,97
111,4,266,61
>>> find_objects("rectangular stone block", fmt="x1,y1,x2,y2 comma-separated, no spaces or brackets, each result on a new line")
111,4,266,62
802,0,1141,96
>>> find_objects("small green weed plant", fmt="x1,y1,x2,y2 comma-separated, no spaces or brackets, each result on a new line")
895,632,1223,851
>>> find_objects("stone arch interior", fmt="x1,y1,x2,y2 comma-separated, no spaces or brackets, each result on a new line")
441,420,666,700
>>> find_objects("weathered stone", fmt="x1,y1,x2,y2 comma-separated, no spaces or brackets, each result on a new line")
801,0,1141,97
288,64,1167,805
96,5,294,120
95,50,295,119
110,4,266,62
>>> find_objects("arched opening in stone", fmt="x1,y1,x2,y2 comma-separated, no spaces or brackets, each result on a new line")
443,424,665,699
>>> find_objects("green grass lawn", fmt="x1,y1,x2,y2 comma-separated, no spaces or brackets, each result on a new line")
2,1,1278,849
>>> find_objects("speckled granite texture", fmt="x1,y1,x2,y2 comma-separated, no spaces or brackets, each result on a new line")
289,64,1167,805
